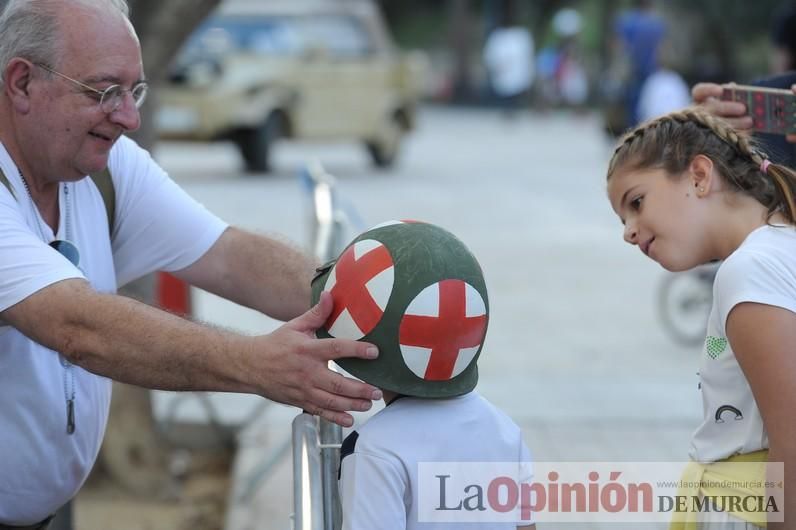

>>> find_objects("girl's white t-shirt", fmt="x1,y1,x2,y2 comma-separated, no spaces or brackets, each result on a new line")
690,224,796,463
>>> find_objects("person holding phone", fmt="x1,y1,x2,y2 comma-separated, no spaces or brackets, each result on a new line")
692,2,796,166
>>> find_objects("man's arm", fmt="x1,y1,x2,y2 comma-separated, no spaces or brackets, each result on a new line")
1,279,381,427
174,226,315,321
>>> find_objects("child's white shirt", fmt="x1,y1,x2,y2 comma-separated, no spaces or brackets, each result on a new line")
339,390,533,529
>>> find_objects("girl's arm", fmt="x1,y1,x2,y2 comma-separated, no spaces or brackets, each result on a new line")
727,302,796,530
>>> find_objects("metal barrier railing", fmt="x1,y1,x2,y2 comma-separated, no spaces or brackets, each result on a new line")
292,161,358,530
291,412,342,530
318,417,342,530
292,413,324,530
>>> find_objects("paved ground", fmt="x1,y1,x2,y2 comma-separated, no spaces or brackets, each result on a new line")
151,106,705,529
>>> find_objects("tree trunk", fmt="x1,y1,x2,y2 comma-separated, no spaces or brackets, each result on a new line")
128,0,223,149
447,0,476,103
96,0,221,498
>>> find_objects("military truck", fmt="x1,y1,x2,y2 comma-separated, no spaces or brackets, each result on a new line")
156,0,427,173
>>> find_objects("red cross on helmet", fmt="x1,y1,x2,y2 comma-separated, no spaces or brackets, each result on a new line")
311,221,489,398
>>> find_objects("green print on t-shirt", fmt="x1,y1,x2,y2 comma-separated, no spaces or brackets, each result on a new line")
706,336,728,359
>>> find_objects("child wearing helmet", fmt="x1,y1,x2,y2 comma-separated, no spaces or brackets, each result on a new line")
311,221,534,529
606,108,793,528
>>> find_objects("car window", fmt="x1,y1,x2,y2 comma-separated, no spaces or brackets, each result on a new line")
181,14,374,60
298,15,373,57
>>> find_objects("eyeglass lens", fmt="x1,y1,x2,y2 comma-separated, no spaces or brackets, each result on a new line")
101,84,148,113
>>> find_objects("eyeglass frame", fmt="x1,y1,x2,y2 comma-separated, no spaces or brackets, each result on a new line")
34,62,148,114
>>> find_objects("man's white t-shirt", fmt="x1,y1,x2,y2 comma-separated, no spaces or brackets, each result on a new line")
339,391,533,529
0,136,228,524
690,224,796,463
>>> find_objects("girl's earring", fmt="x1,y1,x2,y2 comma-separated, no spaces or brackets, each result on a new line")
699,187,705,193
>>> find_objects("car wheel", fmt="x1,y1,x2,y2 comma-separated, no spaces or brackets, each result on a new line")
239,112,284,173
365,114,403,169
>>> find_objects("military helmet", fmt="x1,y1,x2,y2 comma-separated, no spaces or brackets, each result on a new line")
311,221,489,398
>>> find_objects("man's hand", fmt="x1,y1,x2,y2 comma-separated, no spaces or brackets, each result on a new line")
691,82,753,130
254,291,382,427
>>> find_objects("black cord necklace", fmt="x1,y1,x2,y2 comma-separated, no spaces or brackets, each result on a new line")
19,170,76,435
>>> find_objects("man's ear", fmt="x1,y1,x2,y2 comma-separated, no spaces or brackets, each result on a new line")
3,58,34,114
688,154,717,197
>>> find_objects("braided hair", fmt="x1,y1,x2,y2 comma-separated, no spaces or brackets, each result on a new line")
607,107,796,224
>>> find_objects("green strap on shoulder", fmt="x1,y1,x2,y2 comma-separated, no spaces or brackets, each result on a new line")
88,167,115,236
0,165,115,236
0,166,15,199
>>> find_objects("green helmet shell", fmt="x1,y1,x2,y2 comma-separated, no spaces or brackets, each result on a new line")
311,221,489,398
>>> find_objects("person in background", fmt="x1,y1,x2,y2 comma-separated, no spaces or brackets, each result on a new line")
613,0,666,128
636,42,691,123
692,2,796,168
536,8,588,109
483,7,534,118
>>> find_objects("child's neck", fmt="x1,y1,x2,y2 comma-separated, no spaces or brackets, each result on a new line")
381,389,401,404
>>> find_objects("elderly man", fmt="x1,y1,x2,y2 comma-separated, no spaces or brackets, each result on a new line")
0,0,380,526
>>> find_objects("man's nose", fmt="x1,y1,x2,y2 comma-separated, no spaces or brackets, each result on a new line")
108,93,141,132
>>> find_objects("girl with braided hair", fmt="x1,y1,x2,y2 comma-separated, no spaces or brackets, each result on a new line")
607,108,796,529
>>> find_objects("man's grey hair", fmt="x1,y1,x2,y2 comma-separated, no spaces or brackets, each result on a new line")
0,0,130,86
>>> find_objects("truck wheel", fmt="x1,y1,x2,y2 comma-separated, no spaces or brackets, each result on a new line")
365,115,403,169
239,113,284,173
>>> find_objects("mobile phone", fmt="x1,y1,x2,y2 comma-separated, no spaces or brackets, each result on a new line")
720,83,796,135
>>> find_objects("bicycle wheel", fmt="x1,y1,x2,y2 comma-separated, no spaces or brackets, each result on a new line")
657,272,712,346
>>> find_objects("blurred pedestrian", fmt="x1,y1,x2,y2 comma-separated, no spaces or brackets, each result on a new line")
536,8,588,109
613,0,666,128
483,13,534,117
636,68,690,123
552,8,588,107
636,44,691,122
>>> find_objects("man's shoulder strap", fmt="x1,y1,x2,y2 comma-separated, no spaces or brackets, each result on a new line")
89,168,116,236
0,166,15,199
0,165,115,236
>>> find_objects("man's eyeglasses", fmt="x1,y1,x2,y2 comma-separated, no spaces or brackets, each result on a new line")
35,62,148,114
50,240,80,268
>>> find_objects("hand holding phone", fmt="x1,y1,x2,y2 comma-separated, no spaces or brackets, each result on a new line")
719,83,796,135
